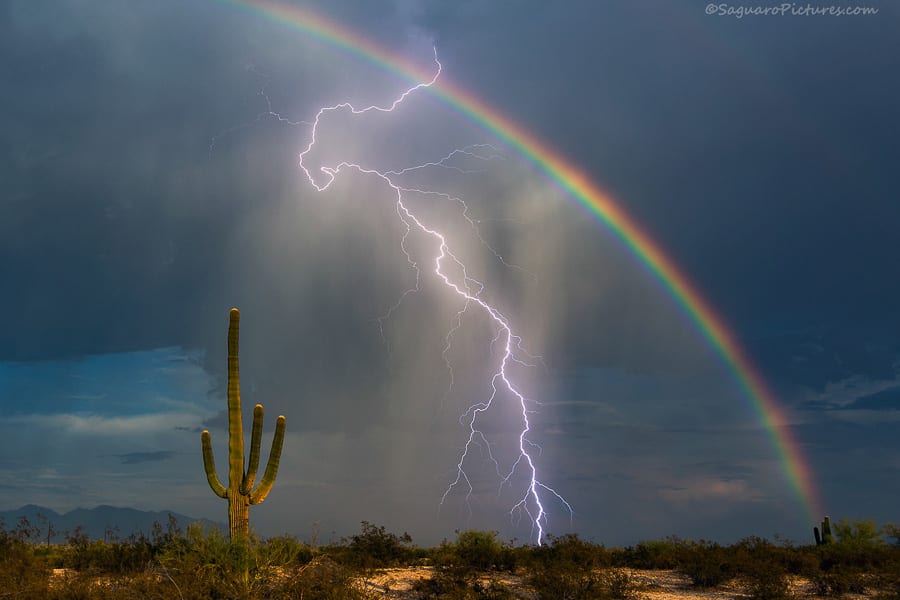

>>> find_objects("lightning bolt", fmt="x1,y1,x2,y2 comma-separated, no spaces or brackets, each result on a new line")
208,63,310,156
219,47,572,544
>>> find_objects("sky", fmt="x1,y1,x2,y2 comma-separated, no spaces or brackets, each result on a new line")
1,0,898,547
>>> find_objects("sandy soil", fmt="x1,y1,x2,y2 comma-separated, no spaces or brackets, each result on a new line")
359,566,879,599
49,564,883,598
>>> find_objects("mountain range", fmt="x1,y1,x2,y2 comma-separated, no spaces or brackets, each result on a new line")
0,504,223,542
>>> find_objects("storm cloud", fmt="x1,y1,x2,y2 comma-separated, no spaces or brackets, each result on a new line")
1,0,898,546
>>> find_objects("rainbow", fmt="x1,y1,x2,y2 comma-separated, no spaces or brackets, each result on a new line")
217,0,822,521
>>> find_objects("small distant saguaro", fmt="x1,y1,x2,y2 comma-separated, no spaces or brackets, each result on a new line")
201,308,286,542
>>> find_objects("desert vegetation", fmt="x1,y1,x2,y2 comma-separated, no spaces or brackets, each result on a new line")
1,515,899,599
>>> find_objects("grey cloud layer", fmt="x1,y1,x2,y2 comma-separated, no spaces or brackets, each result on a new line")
2,0,898,545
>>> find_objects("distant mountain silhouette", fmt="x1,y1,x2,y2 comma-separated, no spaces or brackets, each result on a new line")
0,504,222,542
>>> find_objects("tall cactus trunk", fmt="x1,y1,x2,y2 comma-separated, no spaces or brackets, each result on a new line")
228,490,251,542
201,308,287,546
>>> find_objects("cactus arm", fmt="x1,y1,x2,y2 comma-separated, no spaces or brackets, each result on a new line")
227,308,244,489
201,430,227,499
241,404,265,494
249,415,286,505
823,516,833,543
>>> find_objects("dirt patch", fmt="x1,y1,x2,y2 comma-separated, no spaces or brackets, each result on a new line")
357,567,882,599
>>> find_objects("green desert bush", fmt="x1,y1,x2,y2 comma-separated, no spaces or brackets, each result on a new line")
807,566,869,597
530,533,610,570
413,530,518,599
618,537,682,569
725,537,794,600
806,520,900,597
342,520,415,569
883,523,900,546
149,526,371,599
781,545,821,576
744,571,793,600
833,518,885,548
260,555,376,600
0,524,50,599
59,517,186,574
525,533,636,600
740,560,794,600
6,512,900,599
675,540,733,588
875,568,900,600
61,535,155,574
527,565,639,600
430,530,516,583
153,525,252,598
256,533,315,568
449,529,513,571
412,575,518,600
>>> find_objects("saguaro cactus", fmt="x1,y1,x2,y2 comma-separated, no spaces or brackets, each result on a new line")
201,308,286,542
814,515,833,546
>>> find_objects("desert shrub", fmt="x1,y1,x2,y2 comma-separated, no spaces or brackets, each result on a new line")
619,537,682,569
342,521,414,569
833,518,884,548
450,530,512,571
261,554,376,600
0,525,50,599
152,524,252,598
603,568,640,600
31,542,67,568
807,566,868,597
745,572,793,600
525,535,635,600
48,527,369,600
431,530,515,582
808,530,899,596
733,536,781,561
527,565,638,600
804,533,897,600
44,572,101,600
781,545,820,576
412,575,518,600
738,556,793,600
534,533,609,569
257,534,315,568
813,518,896,575
62,537,156,573
416,530,518,597
44,571,156,600
875,567,900,600
881,549,900,588
883,523,900,547
675,540,733,588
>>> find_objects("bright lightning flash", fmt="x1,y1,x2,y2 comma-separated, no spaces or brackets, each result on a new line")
281,49,571,545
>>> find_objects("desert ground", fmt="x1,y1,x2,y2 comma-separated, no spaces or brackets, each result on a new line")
359,566,878,599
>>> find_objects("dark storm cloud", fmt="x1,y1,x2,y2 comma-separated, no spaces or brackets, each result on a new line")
0,0,411,435
750,324,900,397
0,1,244,361
6,0,894,391
114,451,176,465
3,0,899,546
201,410,229,431
174,426,201,433
844,386,900,411
416,0,900,387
